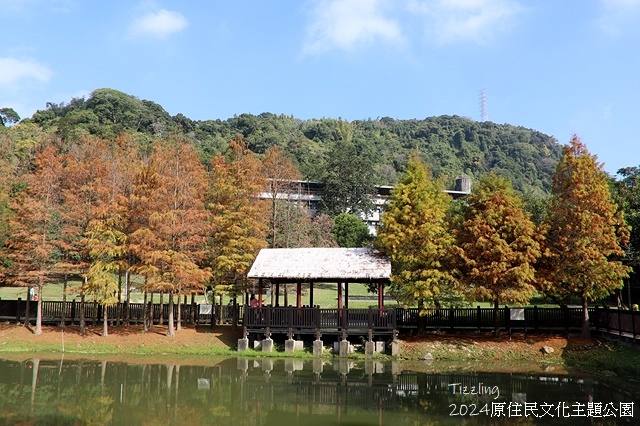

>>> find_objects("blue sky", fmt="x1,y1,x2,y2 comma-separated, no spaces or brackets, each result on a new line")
1,0,639,175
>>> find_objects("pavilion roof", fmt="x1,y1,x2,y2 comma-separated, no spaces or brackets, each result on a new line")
247,248,391,283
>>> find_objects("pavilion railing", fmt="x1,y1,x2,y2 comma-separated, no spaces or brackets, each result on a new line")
2,299,638,339
243,307,396,332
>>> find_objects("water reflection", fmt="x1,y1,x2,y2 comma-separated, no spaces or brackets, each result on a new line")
0,356,637,425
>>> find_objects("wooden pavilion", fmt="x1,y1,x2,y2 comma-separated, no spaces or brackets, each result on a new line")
245,248,395,340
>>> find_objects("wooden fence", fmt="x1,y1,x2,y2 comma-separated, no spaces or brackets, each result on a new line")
0,299,242,327
0,299,638,341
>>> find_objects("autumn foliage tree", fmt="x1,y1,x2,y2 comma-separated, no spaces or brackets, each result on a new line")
7,145,64,335
539,135,630,337
206,136,268,304
132,137,211,337
453,173,540,336
375,155,455,324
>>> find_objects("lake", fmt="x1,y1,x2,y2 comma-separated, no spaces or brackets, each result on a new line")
0,355,637,425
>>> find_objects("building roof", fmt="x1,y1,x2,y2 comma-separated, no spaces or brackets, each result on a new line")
247,248,391,283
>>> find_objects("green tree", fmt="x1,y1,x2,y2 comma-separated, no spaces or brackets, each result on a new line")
375,155,455,322
321,139,375,216
453,173,540,336
0,108,20,126
612,166,640,305
331,213,370,247
539,135,630,337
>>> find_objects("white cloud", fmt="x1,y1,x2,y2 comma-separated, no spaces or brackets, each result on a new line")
408,0,525,45
303,0,403,54
598,0,640,36
0,57,52,88
128,9,188,39
601,0,640,7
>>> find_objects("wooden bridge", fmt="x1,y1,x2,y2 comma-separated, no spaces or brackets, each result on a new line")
2,297,638,343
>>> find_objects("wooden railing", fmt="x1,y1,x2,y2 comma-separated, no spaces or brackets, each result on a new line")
243,307,396,333
1,299,638,340
0,299,242,326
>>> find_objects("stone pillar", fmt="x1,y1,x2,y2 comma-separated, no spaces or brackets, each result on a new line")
262,337,274,353
390,340,401,357
339,339,350,357
365,341,375,356
313,339,324,356
237,337,249,351
285,339,296,353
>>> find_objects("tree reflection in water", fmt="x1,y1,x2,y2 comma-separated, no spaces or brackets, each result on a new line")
0,356,637,425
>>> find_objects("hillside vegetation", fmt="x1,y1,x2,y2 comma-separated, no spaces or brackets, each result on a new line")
25,88,563,193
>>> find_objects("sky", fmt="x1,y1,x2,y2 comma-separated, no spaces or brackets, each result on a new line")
1,0,640,176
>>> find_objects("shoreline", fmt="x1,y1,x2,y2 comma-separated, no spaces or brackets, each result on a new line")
1,322,638,381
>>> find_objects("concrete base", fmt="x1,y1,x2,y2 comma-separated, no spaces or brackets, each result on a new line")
285,339,305,353
375,341,385,353
313,339,324,356
262,338,274,353
333,341,354,355
285,339,296,353
237,338,249,352
339,340,350,357
253,339,261,350
365,341,375,355
390,340,401,357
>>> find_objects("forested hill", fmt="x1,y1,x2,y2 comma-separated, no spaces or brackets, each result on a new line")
25,88,563,193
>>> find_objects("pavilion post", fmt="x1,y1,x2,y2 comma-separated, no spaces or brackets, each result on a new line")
310,282,314,307
337,282,343,311
345,282,349,309
378,280,384,317
258,279,263,307
275,283,280,307
297,282,302,308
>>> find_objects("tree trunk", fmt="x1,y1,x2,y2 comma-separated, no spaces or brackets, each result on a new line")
125,271,131,325
80,293,86,334
60,276,67,328
190,293,196,325
167,293,175,337
176,294,182,331
102,303,109,337
149,292,154,329
35,285,43,336
24,288,31,329
143,290,149,333
116,271,122,327
93,301,98,326
493,299,501,337
159,293,164,326
581,296,591,338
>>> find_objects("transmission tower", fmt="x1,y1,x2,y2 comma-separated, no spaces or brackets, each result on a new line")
480,89,488,122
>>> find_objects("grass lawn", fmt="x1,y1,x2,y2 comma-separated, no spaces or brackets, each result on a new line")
0,281,564,309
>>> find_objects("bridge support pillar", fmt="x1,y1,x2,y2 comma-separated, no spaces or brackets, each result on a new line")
237,337,249,352
313,339,324,356
262,337,274,353
390,339,401,357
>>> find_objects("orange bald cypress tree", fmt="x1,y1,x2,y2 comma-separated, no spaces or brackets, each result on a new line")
454,173,540,336
206,136,268,304
540,135,630,337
